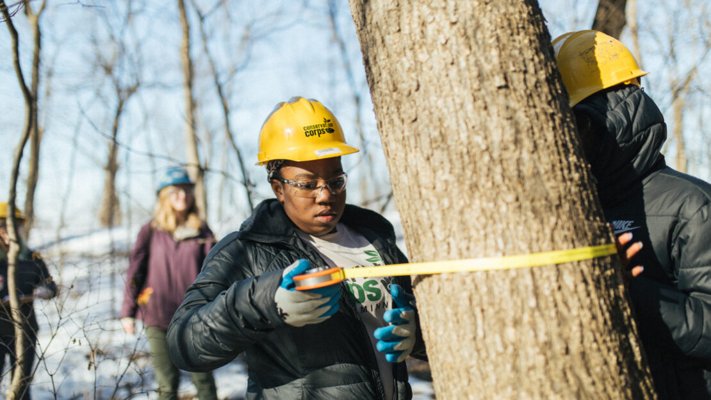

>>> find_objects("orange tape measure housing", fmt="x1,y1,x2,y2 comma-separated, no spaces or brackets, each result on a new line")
293,267,346,290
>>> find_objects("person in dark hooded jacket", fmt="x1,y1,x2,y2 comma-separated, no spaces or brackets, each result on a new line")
167,97,426,400
554,30,711,399
0,202,58,400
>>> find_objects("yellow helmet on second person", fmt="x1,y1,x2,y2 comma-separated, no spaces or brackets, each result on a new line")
0,202,24,220
257,97,359,165
552,30,647,106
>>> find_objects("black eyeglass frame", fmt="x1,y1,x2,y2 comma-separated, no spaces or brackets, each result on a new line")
272,172,348,197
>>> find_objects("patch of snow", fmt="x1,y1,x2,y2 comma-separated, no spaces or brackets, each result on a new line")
0,226,432,399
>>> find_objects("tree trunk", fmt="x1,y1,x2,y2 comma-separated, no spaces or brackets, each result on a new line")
348,1,655,398
670,71,696,174
592,0,627,38
178,0,208,219
627,0,643,66
98,147,121,227
98,98,124,227
23,2,47,237
672,84,687,173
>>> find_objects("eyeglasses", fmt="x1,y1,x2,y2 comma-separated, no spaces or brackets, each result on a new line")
274,173,348,198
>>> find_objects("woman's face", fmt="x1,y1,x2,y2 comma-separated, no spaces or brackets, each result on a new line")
270,158,347,236
166,185,194,214
0,223,24,253
0,226,7,252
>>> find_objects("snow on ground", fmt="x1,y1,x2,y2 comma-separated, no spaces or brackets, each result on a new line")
0,226,434,399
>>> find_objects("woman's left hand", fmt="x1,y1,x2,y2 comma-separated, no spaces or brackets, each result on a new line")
616,232,644,278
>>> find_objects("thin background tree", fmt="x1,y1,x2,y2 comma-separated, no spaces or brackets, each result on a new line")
1,1,38,397
21,0,48,238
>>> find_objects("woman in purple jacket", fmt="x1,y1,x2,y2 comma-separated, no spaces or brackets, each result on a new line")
120,167,217,400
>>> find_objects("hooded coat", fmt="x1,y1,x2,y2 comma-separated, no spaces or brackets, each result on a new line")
0,245,57,394
576,85,711,399
166,199,425,400
0,246,57,331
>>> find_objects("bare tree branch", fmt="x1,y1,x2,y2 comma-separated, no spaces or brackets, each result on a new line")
191,0,255,211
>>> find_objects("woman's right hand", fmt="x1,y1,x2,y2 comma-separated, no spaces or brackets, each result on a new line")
121,317,136,335
616,232,644,278
274,259,341,327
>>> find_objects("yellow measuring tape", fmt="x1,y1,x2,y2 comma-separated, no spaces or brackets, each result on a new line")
294,243,617,290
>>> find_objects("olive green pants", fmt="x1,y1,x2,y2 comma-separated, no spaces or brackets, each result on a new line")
146,326,217,400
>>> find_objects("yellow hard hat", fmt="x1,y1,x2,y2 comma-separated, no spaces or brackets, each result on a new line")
257,97,359,165
552,30,647,106
0,202,24,220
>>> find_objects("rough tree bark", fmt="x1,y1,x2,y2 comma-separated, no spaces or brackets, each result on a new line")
592,0,627,38
178,0,208,219
349,1,655,398
1,2,35,398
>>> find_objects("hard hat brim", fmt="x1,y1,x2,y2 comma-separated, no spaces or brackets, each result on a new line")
257,143,359,165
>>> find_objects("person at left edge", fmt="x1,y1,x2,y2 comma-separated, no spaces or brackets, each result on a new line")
167,97,426,400
119,167,218,400
0,202,58,400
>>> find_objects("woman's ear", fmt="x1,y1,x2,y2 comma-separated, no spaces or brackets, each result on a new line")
573,109,593,136
270,180,285,203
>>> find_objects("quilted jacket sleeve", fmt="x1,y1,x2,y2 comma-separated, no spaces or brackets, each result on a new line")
166,233,286,372
631,202,711,359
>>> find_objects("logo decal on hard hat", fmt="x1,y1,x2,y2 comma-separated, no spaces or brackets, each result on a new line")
303,118,336,138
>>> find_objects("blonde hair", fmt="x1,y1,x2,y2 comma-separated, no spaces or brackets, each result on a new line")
151,187,202,233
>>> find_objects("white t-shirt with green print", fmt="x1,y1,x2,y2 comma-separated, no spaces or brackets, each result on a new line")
297,223,395,400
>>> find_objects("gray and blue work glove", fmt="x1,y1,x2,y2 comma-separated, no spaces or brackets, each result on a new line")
374,284,416,363
274,259,341,327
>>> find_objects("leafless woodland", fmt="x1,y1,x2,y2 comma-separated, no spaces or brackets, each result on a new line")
0,0,710,398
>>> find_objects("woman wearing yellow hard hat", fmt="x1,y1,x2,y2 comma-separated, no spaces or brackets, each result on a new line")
552,30,647,107
168,97,426,400
554,31,711,399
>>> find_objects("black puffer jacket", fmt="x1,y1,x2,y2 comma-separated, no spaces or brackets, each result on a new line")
577,85,711,399
0,246,58,334
167,199,424,400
